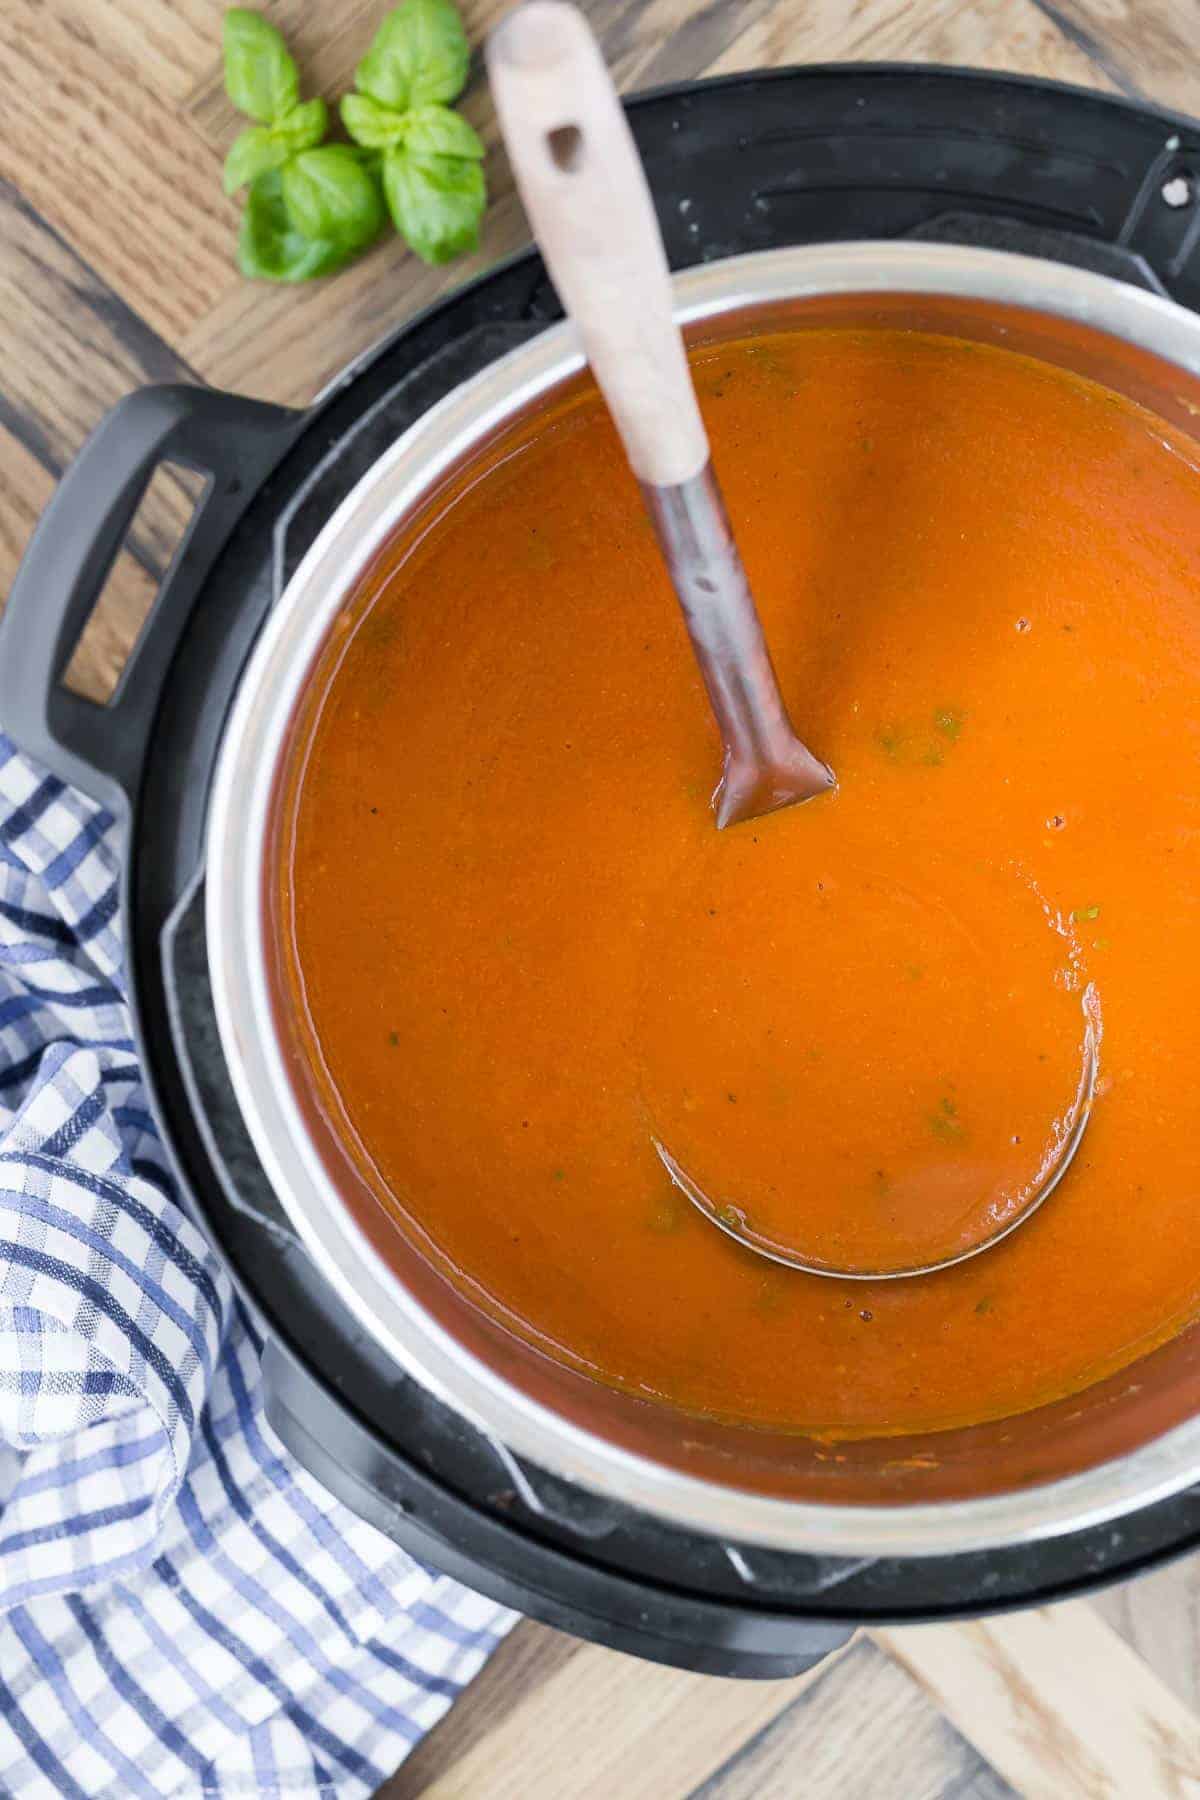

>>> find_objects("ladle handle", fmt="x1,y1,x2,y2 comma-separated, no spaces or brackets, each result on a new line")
488,1,707,488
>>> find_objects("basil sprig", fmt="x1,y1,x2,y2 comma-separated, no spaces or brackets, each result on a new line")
222,1,487,283
222,13,327,198
343,0,486,266
355,0,471,112
223,10,301,122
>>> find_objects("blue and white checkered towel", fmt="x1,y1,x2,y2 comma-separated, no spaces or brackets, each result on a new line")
0,737,516,1797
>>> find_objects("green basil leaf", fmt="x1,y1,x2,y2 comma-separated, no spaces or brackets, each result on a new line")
281,145,386,252
223,9,300,124
383,145,485,265
238,168,352,282
223,99,327,196
402,103,483,160
356,0,470,113
273,94,328,152
341,92,407,149
223,125,291,196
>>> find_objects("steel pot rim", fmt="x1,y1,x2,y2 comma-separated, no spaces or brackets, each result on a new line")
208,240,1200,1557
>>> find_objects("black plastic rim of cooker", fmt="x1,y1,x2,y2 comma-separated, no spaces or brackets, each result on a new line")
7,63,1200,1679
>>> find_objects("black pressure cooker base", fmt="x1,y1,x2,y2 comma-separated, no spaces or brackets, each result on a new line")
48,65,1200,1675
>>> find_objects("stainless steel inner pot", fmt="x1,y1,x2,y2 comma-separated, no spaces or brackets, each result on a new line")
208,241,1200,1558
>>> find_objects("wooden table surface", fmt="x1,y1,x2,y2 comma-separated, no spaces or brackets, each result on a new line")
5,2,1200,1795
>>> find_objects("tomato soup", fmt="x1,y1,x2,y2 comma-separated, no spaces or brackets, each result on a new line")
278,328,1200,1437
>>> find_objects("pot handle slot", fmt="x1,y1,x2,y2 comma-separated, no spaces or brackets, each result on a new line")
0,383,301,817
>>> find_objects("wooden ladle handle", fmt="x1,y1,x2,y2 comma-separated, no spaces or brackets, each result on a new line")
488,2,708,488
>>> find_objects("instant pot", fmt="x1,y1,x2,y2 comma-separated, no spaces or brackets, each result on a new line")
7,65,1200,1678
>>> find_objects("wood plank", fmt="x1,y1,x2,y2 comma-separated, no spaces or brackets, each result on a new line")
1092,1551,1200,1712
179,186,525,406
875,1603,1200,1798
59,554,161,706
693,1636,1016,1800
58,461,207,703
1034,1,1200,114
0,2,235,343
81,0,229,101
387,1632,854,1799
709,0,1118,90
380,1621,581,1797
613,0,779,92
0,432,55,616
0,181,198,574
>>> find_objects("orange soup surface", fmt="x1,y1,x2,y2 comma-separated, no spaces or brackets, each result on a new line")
279,328,1200,1437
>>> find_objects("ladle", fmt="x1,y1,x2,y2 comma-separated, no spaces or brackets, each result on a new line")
488,2,834,828
490,4,1095,1278
655,988,1100,1279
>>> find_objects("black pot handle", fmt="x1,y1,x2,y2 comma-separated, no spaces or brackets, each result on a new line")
0,383,301,816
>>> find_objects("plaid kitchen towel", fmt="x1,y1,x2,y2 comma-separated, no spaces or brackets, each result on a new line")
0,735,517,1798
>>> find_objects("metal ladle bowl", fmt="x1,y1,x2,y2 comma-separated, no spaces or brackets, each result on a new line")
656,987,1101,1280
